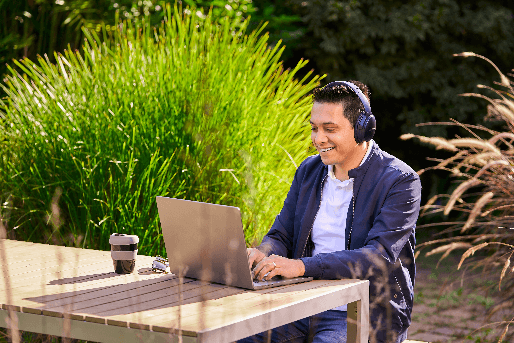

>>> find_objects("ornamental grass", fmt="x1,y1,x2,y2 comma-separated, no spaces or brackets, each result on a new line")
0,4,321,256
401,52,514,341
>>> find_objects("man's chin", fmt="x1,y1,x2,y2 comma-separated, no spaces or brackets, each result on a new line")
319,155,332,165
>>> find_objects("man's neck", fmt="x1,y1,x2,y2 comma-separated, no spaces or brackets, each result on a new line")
333,141,369,181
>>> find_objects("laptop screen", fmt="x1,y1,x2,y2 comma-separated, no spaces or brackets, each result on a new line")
156,197,254,289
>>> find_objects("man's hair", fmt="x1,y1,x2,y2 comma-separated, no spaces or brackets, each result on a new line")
312,80,371,126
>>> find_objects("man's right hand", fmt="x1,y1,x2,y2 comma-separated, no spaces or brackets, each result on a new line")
247,248,265,271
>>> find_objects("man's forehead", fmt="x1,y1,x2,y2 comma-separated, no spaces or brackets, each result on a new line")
312,101,344,107
311,102,345,118
311,102,344,114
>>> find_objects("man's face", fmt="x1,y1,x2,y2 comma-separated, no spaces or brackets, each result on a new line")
310,102,357,167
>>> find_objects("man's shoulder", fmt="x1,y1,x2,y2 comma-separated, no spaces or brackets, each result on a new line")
298,154,322,169
371,143,419,180
294,154,326,181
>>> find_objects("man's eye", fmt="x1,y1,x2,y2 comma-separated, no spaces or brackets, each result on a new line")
310,127,317,131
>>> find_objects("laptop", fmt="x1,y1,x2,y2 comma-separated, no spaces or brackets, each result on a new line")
156,196,313,290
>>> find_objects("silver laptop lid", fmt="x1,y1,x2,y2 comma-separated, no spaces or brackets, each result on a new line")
156,196,254,289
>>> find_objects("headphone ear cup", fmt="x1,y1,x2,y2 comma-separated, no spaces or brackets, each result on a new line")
354,112,376,144
364,114,376,142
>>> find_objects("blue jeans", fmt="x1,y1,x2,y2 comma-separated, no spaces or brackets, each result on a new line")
237,310,347,343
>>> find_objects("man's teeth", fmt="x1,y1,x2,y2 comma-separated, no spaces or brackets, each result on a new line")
320,147,334,152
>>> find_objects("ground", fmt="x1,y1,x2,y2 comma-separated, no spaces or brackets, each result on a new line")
408,252,513,343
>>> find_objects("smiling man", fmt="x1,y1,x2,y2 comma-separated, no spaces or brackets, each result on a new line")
242,81,422,343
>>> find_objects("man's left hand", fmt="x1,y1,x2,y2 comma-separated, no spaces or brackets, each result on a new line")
253,254,305,281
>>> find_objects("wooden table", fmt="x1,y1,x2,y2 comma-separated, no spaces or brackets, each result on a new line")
0,239,369,342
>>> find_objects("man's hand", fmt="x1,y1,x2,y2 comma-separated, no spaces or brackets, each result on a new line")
253,254,305,281
247,248,265,270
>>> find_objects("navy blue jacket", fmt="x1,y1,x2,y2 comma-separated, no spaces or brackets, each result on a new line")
258,142,421,343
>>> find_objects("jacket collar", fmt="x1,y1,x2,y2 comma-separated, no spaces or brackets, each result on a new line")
348,140,377,177
348,141,379,194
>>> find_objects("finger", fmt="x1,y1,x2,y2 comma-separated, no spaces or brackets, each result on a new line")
253,257,268,277
262,266,281,281
248,249,265,268
260,266,277,281
247,249,258,269
256,262,276,281
248,251,262,269
254,251,264,264
256,266,271,281
247,251,253,267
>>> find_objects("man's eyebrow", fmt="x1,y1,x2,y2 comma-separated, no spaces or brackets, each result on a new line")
309,120,338,125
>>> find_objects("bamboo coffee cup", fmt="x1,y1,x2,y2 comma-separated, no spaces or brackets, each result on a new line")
109,233,139,274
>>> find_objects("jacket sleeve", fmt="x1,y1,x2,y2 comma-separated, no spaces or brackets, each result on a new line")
257,162,303,258
300,171,421,280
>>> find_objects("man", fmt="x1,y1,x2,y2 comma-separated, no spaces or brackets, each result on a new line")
241,81,421,343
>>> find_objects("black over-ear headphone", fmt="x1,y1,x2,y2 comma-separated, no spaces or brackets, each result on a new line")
325,81,376,144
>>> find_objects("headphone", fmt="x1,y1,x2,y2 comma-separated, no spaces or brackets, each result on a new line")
324,81,376,144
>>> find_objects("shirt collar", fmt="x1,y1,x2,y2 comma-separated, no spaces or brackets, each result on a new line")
328,140,374,180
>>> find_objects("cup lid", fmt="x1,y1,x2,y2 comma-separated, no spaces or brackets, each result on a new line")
109,233,139,245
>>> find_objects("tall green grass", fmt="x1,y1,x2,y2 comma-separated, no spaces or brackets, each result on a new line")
0,4,322,256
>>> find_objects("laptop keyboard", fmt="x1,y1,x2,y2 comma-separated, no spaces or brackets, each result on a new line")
253,275,288,286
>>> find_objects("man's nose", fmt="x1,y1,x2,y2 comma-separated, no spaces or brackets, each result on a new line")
313,130,327,145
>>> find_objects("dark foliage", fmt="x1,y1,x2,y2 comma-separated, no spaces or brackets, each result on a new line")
250,0,514,204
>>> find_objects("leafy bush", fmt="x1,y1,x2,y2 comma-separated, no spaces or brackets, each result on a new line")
401,52,514,341
0,4,321,256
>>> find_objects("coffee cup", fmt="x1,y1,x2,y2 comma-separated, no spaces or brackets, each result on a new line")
109,233,139,274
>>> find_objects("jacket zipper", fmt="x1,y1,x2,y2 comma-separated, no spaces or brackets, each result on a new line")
347,146,372,250
300,174,327,258
347,195,355,250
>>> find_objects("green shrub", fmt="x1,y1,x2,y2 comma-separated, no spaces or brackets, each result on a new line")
0,4,321,256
